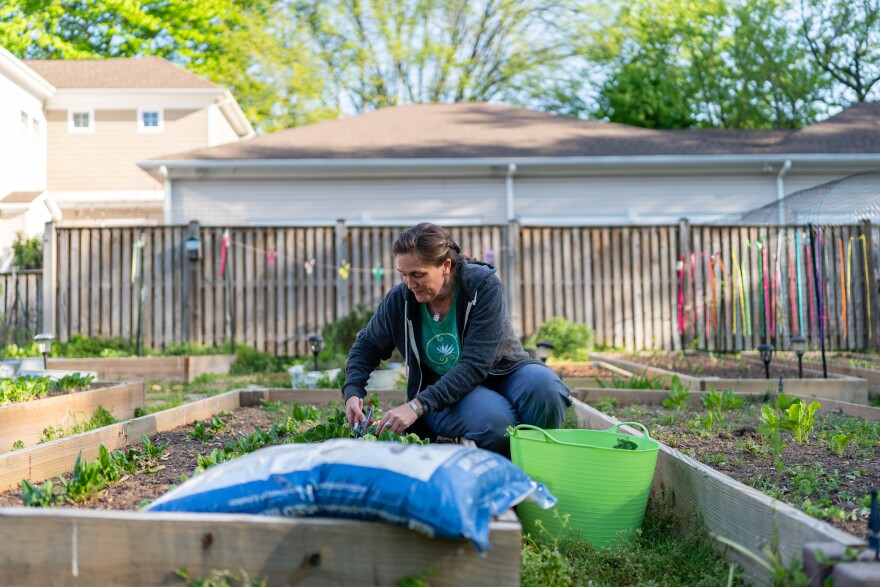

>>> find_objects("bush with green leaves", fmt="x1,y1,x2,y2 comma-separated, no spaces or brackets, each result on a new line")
527,317,594,361
12,232,42,270
229,345,290,374
321,303,375,355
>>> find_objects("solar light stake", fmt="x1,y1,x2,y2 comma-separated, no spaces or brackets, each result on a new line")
757,344,774,379
790,336,807,379
308,335,324,372
34,333,55,370
869,489,878,561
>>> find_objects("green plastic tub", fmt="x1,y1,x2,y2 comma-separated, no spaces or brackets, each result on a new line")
510,422,659,547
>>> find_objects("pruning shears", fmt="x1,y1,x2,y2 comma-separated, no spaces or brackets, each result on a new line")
352,405,373,439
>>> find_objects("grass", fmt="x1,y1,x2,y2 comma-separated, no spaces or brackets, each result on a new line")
143,372,291,414
522,495,743,586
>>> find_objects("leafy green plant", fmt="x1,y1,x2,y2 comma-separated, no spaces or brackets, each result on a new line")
827,432,854,456
700,388,743,426
321,303,374,355
21,479,58,507
595,372,662,390
188,421,214,441
527,317,594,361
593,396,619,414
11,440,24,450
57,451,106,502
55,372,96,391
12,232,42,269
661,375,689,410
786,401,820,443
175,568,267,587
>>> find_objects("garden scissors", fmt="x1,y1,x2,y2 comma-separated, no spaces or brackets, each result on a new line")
352,405,373,438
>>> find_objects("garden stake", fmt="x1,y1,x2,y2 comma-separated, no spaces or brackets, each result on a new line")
757,240,767,341
690,252,697,336
677,255,685,337
805,240,815,339
869,489,878,560
809,224,827,378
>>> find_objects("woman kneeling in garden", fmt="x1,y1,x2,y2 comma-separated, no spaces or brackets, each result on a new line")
342,222,570,456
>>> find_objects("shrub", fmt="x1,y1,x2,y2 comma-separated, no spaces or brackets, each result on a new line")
321,303,374,355
54,334,136,358
12,232,42,270
229,345,286,374
527,317,594,361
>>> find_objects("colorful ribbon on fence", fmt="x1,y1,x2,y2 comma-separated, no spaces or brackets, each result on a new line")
795,230,804,336
805,238,815,338
677,255,685,336
862,234,872,339
131,237,145,285
839,238,847,339
690,252,697,334
709,254,717,330
219,229,230,278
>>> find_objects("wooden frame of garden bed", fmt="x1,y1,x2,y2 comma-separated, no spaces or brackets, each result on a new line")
0,388,521,587
569,392,868,586
741,351,880,401
592,352,870,404
46,354,236,383
0,381,145,452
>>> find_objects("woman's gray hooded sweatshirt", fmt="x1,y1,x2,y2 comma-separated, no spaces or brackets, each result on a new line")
342,260,541,413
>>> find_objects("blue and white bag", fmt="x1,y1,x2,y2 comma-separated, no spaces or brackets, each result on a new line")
147,440,556,550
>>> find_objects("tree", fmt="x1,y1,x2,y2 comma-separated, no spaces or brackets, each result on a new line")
288,0,584,113
0,0,334,130
798,0,880,103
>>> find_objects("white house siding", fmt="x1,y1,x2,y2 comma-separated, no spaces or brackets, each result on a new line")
47,108,208,192
514,173,852,225
170,178,507,226
0,76,46,198
207,104,241,147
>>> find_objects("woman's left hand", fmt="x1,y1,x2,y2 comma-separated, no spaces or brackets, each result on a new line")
375,404,418,436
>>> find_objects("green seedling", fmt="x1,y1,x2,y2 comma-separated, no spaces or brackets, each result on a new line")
613,438,638,450
57,451,106,503
208,417,228,433
21,479,59,507
700,388,743,426
55,372,96,392
289,403,318,423
593,396,619,414
11,440,24,450
787,401,820,443
661,375,690,411
196,448,231,474
187,421,214,441
827,432,855,456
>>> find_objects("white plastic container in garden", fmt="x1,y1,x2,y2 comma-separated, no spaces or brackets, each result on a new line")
287,365,341,389
366,362,405,390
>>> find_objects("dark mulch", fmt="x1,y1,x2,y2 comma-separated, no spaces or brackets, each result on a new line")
599,400,880,539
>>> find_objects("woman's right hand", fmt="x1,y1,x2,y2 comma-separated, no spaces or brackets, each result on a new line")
345,396,366,428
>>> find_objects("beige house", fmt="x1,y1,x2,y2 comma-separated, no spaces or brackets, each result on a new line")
0,48,253,268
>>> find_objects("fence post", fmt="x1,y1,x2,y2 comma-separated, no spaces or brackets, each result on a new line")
677,218,691,351
505,220,522,337
861,220,880,351
41,221,56,336
335,219,349,320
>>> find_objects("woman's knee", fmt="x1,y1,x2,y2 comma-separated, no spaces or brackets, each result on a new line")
507,366,570,428
464,410,515,455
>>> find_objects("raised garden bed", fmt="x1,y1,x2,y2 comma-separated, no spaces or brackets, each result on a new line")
741,351,880,401
0,380,144,452
46,355,236,383
593,352,870,404
0,388,520,586
569,394,871,585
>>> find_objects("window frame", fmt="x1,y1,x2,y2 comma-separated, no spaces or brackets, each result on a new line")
137,108,164,133
68,109,95,134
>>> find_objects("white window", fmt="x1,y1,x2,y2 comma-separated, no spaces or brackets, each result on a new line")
20,111,28,136
31,117,40,143
68,109,95,133
138,108,164,132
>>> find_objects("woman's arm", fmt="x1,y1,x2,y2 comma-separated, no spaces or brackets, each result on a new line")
341,290,398,405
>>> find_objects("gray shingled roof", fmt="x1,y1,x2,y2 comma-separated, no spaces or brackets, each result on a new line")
24,56,219,90
150,102,880,162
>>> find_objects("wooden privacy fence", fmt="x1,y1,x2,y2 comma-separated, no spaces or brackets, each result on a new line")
31,221,880,355
0,270,42,346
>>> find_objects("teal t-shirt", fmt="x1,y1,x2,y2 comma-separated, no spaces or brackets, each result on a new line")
420,287,460,376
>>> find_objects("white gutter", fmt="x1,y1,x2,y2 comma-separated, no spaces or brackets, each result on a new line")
139,153,880,172
0,46,55,99
505,163,517,221
160,165,172,223
776,159,792,224
215,90,255,139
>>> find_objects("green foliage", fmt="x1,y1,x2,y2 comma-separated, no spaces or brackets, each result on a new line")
528,317,594,361
0,342,40,358
54,334,137,358
55,372,95,391
321,303,374,355
786,401,821,443
11,232,42,269
700,388,743,427
175,567,267,587
0,376,53,405
21,479,58,507
595,372,662,390
662,375,690,410
161,342,230,356
521,534,572,587
229,345,287,375
592,396,619,414
56,451,107,503
40,406,117,443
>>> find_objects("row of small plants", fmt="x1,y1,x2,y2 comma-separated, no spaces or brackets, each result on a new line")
596,385,878,530
0,373,95,406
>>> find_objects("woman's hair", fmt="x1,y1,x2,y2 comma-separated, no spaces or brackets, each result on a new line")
393,223,463,268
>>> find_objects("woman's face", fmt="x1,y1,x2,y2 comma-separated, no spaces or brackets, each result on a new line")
396,253,451,303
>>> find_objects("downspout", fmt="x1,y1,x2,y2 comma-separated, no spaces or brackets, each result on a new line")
505,163,517,221
160,165,172,224
776,159,792,225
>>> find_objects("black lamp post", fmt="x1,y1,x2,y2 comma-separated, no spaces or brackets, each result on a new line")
757,344,774,379
536,340,554,363
308,335,324,371
869,489,878,561
790,336,807,379
34,333,54,370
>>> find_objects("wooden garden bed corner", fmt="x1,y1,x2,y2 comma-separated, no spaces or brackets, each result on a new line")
570,396,865,586
0,388,521,587
0,381,145,452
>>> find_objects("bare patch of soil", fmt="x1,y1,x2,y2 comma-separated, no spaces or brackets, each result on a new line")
598,400,879,539
549,361,614,378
